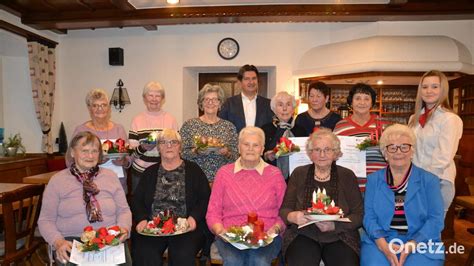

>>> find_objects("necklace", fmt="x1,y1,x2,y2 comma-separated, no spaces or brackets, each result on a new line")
314,172,331,182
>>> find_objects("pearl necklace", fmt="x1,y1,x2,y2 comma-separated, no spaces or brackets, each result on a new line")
314,172,331,182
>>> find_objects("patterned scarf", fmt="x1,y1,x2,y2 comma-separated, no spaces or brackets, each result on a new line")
70,163,103,223
272,116,295,138
419,106,434,128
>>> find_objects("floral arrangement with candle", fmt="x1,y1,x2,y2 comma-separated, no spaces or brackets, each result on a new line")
306,188,344,216
101,138,132,155
193,135,225,153
79,225,122,252
273,137,300,159
141,210,189,236
222,212,274,248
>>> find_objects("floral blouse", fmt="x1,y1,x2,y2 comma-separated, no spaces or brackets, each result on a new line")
180,118,238,181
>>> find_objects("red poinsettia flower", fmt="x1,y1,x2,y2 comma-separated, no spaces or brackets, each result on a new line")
161,219,175,234
83,226,94,232
153,216,161,226
98,227,108,237
312,199,325,210
324,206,340,215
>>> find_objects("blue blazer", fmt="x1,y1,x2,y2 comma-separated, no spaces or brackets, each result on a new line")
218,93,274,133
363,164,444,260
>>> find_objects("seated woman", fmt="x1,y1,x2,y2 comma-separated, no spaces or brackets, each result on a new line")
132,129,211,266
361,124,444,266
38,131,132,265
262,91,305,180
280,128,363,266
206,126,287,266
180,83,239,182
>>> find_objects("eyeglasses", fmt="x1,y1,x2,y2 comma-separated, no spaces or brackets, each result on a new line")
203,98,220,104
158,140,180,146
309,147,335,155
385,143,412,153
91,103,108,109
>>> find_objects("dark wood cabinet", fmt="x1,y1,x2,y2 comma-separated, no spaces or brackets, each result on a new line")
0,155,48,183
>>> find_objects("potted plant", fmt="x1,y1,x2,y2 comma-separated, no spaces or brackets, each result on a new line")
4,133,26,156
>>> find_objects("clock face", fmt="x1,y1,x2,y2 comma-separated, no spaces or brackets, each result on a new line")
218,38,239,60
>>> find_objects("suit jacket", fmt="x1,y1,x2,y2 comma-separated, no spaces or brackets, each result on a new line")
219,93,274,132
363,164,445,260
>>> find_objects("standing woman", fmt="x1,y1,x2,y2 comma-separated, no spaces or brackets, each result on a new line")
180,83,239,182
295,82,341,134
408,70,463,213
334,83,387,192
129,81,178,192
72,89,129,191
262,91,306,179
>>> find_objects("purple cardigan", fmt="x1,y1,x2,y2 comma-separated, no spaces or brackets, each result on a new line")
38,168,132,246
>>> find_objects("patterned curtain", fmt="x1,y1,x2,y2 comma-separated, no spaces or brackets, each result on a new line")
28,42,56,154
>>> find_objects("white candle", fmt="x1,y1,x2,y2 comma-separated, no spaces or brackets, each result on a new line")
322,188,327,195
317,188,321,194
312,190,317,203
331,200,335,207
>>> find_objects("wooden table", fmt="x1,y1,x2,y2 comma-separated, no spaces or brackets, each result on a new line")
0,183,31,194
22,170,58,184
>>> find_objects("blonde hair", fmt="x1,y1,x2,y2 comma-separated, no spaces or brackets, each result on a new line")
238,126,265,146
85,89,109,106
408,70,454,128
142,81,166,105
379,124,416,157
158,128,182,143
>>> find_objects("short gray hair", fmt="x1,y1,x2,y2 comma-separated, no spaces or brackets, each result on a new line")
85,89,109,106
143,81,166,99
306,128,342,159
379,124,416,156
197,83,225,111
158,128,182,143
239,126,265,146
270,91,296,112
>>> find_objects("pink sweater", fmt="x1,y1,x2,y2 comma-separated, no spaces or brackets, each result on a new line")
38,168,132,246
206,163,287,233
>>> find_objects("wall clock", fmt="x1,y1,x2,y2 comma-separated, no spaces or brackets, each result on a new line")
217,38,239,60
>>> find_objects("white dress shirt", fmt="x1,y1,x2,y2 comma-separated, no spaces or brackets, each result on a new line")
242,94,257,127
412,106,463,184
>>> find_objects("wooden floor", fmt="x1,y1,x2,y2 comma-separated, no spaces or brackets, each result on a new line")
446,218,474,266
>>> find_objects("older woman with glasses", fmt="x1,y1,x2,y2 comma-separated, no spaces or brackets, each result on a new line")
180,83,238,182
206,126,286,266
38,131,132,265
132,129,211,266
362,124,444,266
72,89,129,191
280,128,363,265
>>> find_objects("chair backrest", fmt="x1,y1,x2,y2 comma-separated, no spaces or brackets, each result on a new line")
0,184,45,264
465,177,474,195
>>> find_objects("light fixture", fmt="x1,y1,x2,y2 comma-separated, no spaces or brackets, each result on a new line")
376,80,384,85
110,79,131,112
167,0,179,4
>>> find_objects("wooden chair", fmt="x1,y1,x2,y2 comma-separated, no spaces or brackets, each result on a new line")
0,184,45,266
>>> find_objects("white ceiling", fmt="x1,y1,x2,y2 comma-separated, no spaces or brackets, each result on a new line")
130,0,389,9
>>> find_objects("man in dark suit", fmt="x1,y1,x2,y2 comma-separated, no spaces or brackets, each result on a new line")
219,64,274,132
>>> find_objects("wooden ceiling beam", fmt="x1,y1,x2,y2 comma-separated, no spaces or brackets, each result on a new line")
11,2,474,31
0,20,58,48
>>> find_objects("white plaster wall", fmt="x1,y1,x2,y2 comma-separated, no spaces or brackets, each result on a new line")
1,14,473,152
